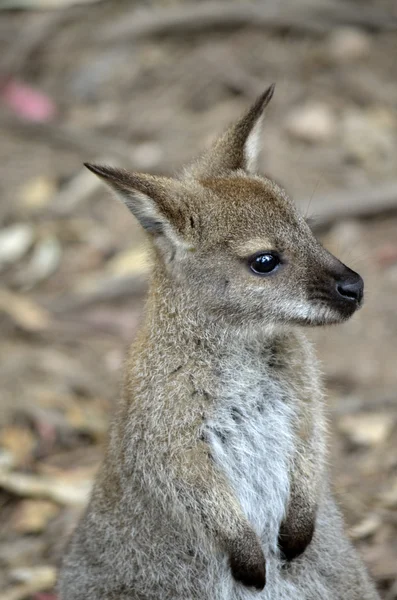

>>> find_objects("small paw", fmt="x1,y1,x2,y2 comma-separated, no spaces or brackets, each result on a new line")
278,520,315,562
229,540,266,590
230,555,266,590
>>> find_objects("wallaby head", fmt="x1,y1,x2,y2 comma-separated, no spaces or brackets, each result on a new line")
85,84,363,329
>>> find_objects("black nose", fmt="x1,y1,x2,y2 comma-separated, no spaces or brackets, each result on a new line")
336,276,364,304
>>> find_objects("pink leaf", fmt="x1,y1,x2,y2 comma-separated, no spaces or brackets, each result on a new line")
1,79,56,122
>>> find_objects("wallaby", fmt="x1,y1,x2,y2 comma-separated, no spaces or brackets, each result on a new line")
59,85,380,600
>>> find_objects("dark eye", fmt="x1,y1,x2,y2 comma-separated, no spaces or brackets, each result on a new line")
250,253,280,275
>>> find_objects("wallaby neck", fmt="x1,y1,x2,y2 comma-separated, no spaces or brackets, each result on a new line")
142,272,293,355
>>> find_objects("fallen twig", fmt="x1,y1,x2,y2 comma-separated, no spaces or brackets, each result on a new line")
0,470,92,506
47,274,148,313
299,180,397,230
331,394,397,415
0,115,134,162
47,164,106,216
0,11,66,80
102,0,397,43
194,43,264,98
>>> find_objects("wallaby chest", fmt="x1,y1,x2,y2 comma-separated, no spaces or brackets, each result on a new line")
202,344,296,551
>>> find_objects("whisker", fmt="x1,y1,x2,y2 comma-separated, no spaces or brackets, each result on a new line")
305,175,324,220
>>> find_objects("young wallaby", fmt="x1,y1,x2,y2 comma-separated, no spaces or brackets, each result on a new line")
59,85,380,600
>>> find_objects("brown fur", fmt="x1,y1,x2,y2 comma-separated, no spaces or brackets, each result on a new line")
59,86,379,600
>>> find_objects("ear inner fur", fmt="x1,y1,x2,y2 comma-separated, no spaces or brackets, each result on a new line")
84,163,186,239
185,83,274,178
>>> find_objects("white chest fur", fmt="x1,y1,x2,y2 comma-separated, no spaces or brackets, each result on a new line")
203,351,296,554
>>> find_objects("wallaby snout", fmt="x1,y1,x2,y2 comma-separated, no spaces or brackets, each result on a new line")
307,254,364,324
335,270,364,307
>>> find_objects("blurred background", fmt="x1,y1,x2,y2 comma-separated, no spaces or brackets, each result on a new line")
0,0,397,598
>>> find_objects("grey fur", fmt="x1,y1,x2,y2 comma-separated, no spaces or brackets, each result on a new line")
60,89,379,600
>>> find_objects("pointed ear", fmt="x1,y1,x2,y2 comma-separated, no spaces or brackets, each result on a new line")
186,84,275,179
84,164,185,245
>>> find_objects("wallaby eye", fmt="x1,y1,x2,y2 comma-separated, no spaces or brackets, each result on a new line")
249,253,280,275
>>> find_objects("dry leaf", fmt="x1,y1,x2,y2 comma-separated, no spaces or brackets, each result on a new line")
339,413,394,447
285,103,336,143
0,449,15,473
65,403,107,440
0,224,34,267
18,176,57,213
0,426,36,468
1,566,56,600
106,247,148,277
0,289,51,331
12,500,60,534
349,514,382,540
380,478,397,508
17,235,62,289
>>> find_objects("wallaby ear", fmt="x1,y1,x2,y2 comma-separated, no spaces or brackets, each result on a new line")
84,164,184,244
186,84,275,179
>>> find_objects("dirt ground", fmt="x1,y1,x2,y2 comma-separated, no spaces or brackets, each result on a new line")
0,1,396,598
